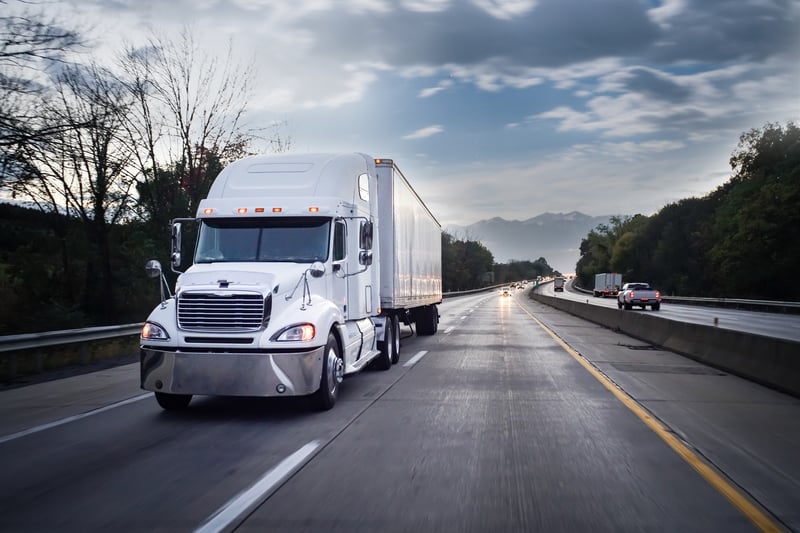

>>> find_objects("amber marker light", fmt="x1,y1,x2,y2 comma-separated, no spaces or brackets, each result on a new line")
255,208,265,213
203,208,214,215
272,207,282,213
308,206,319,213
237,207,247,214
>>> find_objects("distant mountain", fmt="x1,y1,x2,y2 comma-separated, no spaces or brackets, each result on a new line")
446,212,621,274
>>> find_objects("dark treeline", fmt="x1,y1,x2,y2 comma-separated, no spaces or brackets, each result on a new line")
442,232,559,292
0,210,559,334
576,122,800,300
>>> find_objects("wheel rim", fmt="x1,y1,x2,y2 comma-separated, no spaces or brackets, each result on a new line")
327,345,344,396
393,320,400,355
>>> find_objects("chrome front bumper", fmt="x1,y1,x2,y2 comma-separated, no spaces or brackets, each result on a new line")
140,347,325,397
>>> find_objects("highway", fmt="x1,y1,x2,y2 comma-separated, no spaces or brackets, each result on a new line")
539,280,800,343
0,291,798,532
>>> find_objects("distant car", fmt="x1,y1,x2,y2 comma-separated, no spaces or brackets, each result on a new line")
501,286,511,296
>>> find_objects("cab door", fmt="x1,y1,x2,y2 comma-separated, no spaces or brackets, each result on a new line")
331,219,348,317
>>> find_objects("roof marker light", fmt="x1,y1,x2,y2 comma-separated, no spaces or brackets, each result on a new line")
308,206,319,213
203,208,214,215
272,207,282,213
255,207,265,213
237,207,247,214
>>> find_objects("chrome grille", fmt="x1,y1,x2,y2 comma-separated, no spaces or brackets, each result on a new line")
178,292,269,331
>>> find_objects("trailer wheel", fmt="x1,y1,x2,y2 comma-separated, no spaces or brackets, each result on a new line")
390,316,401,364
313,333,343,411
155,392,192,411
416,305,437,336
374,318,394,371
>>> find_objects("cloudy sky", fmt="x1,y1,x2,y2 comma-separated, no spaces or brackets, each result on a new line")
30,0,800,227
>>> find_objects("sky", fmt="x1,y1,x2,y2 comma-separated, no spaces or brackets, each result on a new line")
16,0,800,228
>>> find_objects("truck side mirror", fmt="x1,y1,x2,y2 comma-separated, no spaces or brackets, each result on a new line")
359,221,373,250
359,250,373,266
309,261,325,278
171,222,182,269
145,259,162,279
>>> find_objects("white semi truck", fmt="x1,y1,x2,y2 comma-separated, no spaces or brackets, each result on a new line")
140,153,442,410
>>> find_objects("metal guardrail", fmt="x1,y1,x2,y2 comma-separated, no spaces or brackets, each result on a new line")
0,324,143,353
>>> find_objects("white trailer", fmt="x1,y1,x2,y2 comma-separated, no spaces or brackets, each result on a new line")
140,153,442,411
593,272,622,297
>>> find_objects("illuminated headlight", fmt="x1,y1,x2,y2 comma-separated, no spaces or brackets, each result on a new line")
141,322,170,340
271,324,315,342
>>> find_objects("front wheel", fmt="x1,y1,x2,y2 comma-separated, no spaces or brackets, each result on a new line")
312,333,343,411
155,392,192,411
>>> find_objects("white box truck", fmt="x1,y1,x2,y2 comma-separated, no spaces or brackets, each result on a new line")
140,153,442,411
593,272,622,297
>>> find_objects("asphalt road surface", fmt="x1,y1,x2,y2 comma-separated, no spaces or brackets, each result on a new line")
1,292,797,532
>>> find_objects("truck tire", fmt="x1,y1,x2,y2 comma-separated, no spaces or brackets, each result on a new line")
624,302,633,310
313,333,343,411
652,303,661,311
390,316,401,364
155,392,192,411
617,301,623,309
374,318,394,371
416,305,438,336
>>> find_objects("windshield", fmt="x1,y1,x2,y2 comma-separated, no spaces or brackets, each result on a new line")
195,217,331,263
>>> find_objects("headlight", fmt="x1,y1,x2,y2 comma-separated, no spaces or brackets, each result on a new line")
141,322,170,340
271,323,315,342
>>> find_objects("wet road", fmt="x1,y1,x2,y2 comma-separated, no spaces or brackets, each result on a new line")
0,292,797,532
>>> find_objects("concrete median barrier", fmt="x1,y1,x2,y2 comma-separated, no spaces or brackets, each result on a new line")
531,293,800,398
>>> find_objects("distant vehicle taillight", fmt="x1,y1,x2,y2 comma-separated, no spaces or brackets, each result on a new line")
629,291,635,299
655,291,660,298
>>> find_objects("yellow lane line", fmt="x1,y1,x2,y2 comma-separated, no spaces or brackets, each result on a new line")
516,301,783,533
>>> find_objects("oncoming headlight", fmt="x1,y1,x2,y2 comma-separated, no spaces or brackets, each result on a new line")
271,324,315,342
141,322,170,341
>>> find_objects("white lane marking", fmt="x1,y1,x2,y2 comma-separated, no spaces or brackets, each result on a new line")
444,326,455,334
403,350,428,367
0,393,152,445
195,440,321,533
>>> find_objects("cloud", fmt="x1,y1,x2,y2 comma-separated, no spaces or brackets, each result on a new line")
599,66,691,102
418,79,453,98
403,125,445,140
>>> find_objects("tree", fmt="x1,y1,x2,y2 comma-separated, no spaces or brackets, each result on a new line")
575,216,628,287
17,62,137,318
0,3,83,178
442,232,494,291
709,122,800,298
117,28,258,233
